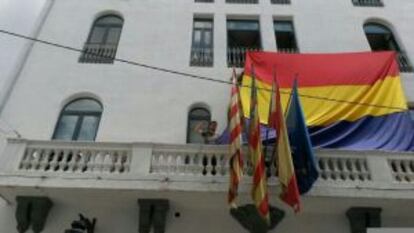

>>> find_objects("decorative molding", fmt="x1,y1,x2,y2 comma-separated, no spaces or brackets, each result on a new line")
15,196,53,233
138,199,170,233
346,207,382,233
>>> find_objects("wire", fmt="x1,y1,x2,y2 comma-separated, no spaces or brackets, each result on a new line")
0,29,408,112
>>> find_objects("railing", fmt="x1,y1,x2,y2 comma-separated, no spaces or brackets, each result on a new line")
2,139,414,194
277,48,299,54
352,0,383,7
397,52,413,73
271,0,290,4
318,155,370,182
389,159,414,183
226,0,258,4
18,142,131,174
78,43,118,64
227,47,262,67
190,47,213,67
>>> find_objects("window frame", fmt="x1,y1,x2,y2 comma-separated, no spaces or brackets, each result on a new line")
86,15,124,46
52,98,103,141
274,20,299,52
363,23,401,51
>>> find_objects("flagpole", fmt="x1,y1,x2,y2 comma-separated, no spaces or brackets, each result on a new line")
285,73,298,116
264,66,276,176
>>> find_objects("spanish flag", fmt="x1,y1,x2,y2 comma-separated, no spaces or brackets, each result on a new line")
268,77,301,212
241,51,414,152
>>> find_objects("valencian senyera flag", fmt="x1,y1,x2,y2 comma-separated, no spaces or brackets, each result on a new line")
248,67,270,222
228,68,244,207
268,77,301,212
240,51,414,152
286,80,319,195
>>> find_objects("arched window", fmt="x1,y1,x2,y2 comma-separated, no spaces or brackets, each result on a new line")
53,98,103,141
79,14,124,64
363,22,412,72
187,107,211,143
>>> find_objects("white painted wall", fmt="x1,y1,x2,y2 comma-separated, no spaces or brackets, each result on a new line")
0,0,49,106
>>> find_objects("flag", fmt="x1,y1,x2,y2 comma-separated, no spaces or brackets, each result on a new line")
248,67,270,222
268,76,301,212
228,68,244,207
286,80,319,194
240,51,414,152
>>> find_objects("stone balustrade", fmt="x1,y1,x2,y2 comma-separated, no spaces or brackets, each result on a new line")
1,138,414,195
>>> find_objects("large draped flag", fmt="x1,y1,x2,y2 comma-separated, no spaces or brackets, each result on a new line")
248,67,270,222
240,51,414,152
286,80,319,194
228,68,244,207
268,76,301,212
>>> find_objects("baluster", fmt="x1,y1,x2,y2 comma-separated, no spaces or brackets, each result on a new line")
48,149,59,172
176,154,185,175
38,149,51,171
67,150,79,172
93,151,105,172
193,154,203,175
20,148,33,170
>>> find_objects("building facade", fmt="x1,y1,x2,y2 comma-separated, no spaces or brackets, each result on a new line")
0,0,414,232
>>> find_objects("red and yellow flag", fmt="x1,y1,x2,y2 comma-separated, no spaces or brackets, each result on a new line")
269,77,301,212
249,68,270,222
228,68,244,207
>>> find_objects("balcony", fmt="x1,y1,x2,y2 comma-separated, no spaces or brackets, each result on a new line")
78,43,118,64
227,47,261,68
190,48,213,67
1,138,414,200
352,0,384,7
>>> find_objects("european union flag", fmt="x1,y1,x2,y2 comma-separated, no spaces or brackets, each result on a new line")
286,80,319,194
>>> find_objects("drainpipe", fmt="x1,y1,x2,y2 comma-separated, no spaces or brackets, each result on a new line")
0,0,56,115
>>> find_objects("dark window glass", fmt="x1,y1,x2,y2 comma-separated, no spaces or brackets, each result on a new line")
363,23,413,72
274,20,298,52
227,20,261,67
79,15,124,64
227,20,261,48
363,23,400,51
190,18,214,67
187,108,211,144
53,98,102,141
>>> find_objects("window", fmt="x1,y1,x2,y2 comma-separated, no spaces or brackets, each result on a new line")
53,98,102,141
227,20,261,67
271,0,290,4
190,18,213,67
79,15,124,64
226,0,258,4
363,23,413,72
352,0,383,7
187,107,211,144
274,20,298,53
